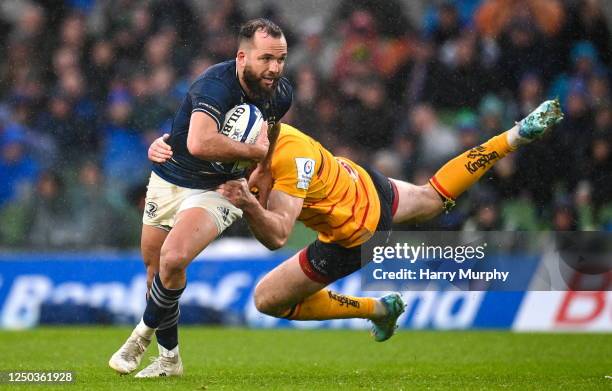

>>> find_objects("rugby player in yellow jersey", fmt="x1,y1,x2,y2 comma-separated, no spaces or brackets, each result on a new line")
149,99,563,341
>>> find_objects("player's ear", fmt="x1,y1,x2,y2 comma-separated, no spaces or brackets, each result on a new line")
236,48,247,67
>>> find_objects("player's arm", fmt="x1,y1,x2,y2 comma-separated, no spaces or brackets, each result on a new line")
262,121,281,165
249,80,292,203
248,122,281,206
218,180,303,250
186,112,268,162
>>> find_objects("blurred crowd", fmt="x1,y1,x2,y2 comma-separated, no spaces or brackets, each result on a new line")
0,0,610,249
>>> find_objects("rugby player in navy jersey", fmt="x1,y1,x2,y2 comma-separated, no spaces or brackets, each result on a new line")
109,18,292,377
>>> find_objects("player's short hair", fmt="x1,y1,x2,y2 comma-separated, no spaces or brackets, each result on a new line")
238,18,284,45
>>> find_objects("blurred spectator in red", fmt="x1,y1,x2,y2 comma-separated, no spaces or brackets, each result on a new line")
475,0,565,39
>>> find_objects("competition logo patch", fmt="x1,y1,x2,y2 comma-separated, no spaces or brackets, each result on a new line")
295,158,316,190
145,202,158,218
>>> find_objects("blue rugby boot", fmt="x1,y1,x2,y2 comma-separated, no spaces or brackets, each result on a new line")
517,98,564,141
370,293,406,342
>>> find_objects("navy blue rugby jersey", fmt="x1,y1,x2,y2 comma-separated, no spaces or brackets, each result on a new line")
153,59,293,189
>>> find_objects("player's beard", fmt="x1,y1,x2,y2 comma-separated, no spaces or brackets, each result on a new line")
243,65,279,101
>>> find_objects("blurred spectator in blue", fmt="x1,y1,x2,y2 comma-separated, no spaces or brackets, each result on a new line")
102,89,149,196
0,127,39,207
36,91,97,167
563,0,611,67
550,41,602,106
58,69,98,124
68,0,96,15
424,2,463,47
423,0,482,37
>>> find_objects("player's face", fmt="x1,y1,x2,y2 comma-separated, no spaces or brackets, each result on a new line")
242,31,287,99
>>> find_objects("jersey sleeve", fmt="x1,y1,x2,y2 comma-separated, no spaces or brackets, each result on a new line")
189,77,233,130
271,136,318,199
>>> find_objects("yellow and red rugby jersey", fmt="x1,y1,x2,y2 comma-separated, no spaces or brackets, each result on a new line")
270,124,381,248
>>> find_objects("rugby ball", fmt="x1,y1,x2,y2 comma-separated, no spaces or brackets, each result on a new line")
216,103,265,173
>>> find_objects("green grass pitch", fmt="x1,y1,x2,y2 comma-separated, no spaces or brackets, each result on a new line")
0,327,610,390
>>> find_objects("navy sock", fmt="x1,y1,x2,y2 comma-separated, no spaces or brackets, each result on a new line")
156,303,180,350
143,273,184,329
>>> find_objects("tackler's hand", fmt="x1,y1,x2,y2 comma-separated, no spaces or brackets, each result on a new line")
248,163,273,207
148,133,173,163
217,178,257,210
